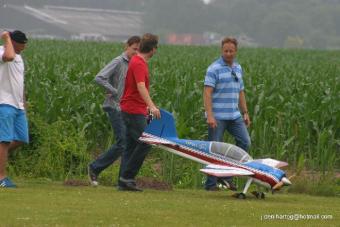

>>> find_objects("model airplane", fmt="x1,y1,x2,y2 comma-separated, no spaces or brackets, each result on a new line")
139,109,292,199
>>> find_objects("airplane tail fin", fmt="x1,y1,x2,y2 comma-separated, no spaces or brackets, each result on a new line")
144,109,178,139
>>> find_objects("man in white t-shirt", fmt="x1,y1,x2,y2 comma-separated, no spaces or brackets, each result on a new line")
0,30,28,188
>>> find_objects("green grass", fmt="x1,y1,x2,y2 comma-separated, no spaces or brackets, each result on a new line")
0,180,339,226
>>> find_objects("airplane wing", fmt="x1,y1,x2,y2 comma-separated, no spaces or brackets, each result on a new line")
200,164,254,177
139,136,174,145
252,158,288,168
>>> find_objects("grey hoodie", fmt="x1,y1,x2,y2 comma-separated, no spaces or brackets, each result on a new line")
95,52,129,111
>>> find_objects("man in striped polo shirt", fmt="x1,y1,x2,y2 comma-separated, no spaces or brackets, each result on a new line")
203,37,251,191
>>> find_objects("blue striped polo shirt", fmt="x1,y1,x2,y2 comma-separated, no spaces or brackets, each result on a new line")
204,57,244,120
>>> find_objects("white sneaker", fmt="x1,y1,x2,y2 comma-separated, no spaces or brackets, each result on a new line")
88,165,99,186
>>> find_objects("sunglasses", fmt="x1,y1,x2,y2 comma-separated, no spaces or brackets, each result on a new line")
231,70,238,82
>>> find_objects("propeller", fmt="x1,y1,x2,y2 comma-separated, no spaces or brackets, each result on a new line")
272,175,295,193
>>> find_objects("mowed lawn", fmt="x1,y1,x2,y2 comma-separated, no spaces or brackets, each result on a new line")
0,180,339,227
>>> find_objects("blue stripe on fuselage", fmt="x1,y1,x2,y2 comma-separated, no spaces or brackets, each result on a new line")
244,161,285,181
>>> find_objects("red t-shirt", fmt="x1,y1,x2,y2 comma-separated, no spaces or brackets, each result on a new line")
120,55,149,115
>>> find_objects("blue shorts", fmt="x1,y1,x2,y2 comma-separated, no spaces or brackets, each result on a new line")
0,104,29,143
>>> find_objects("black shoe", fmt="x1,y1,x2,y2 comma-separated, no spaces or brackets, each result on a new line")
118,181,143,192
219,179,237,191
88,165,98,186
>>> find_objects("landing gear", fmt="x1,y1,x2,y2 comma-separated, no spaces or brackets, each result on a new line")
232,178,266,199
233,178,252,199
233,192,246,199
251,191,265,199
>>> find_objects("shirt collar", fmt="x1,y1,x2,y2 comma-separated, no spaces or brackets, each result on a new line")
122,52,129,62
218,56,237,68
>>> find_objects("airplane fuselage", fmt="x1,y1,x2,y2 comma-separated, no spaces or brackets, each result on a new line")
142,133,285,189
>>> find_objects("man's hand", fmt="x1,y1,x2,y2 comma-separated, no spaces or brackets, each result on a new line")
243,113,251,127
149,105,161,119
1,31,10,41
207,115,217,129
24,101,28,111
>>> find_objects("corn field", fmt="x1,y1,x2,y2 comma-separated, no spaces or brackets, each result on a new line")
8,40,340,186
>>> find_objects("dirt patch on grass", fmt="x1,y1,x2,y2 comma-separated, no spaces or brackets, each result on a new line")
63,177,172,190
136,177,172,191
63,179,90,186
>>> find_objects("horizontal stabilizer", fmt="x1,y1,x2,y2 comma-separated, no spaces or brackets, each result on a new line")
200,165,254,177
252,158,288,168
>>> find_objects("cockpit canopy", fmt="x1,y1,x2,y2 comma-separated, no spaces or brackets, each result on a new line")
210,142,252,162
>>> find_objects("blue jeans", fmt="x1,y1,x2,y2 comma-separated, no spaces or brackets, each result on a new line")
120,112,151,181
205,117,251,189
90,109,126,177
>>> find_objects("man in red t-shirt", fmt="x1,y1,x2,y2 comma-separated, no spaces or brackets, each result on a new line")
119,33,160,191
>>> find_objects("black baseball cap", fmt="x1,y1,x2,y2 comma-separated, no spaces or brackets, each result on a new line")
9,30,28,44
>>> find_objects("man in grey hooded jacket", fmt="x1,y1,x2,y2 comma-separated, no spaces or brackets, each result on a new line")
88,36,140,186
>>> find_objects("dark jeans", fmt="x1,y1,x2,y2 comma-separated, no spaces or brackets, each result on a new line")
205,117,251,189
90,109,126,177
120,112,151,181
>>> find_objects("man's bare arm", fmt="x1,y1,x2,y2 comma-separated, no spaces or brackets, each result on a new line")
1,32,15,62
137,82,160,119
204,86,217,128
239,90,250,127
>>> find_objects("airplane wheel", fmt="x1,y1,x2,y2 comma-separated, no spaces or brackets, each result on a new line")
234,193,246,199
260,192,265,199
251,191,260,198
